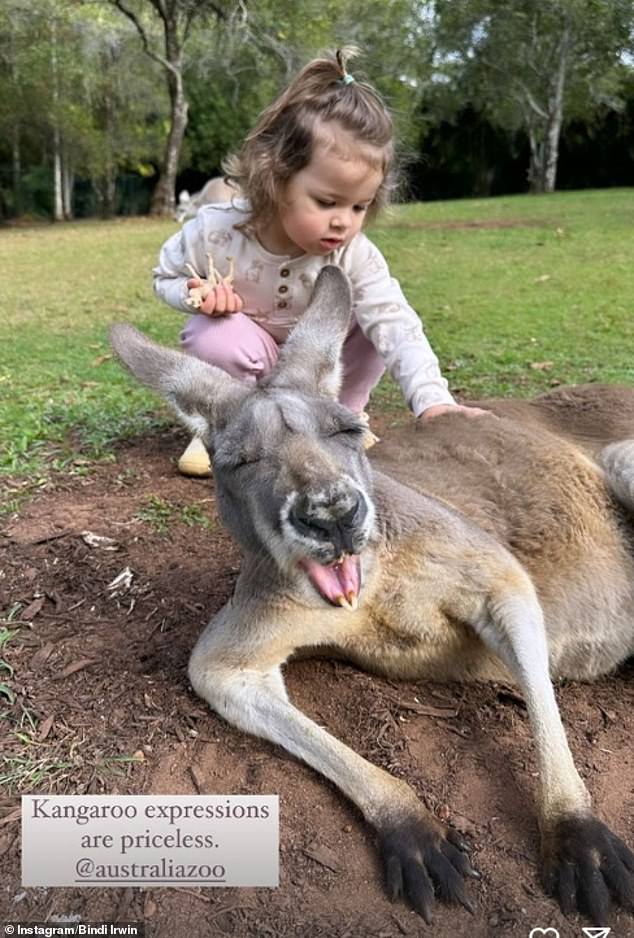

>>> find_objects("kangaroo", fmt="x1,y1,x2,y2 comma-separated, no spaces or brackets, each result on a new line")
175,176,239,223
111,266,634,925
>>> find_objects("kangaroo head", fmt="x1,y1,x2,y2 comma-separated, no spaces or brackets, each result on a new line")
111,267,377,610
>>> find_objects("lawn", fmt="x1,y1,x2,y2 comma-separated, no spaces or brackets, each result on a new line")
1,188,633,488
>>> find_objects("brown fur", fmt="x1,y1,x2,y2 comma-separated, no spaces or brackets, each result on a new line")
110,271,634,926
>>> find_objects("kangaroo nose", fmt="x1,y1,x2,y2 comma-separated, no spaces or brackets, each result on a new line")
290,491,366,554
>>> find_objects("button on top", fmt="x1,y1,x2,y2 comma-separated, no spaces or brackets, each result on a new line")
278,284,288,294
280,268,290,277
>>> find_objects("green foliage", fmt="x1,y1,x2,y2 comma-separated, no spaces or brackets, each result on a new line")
2,1,631,216
432,0,634,136
431,1,634,193
181,0,436,176
0,0,167,219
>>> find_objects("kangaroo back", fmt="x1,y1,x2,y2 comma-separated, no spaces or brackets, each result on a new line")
472,384,634,456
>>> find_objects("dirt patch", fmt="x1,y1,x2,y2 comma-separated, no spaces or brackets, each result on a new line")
382,218,556,232
1,420,633,937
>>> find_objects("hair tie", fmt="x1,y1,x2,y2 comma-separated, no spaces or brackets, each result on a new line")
340,73,355,85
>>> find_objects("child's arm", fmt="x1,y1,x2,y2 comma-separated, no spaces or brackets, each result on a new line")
344,236,453,415
344,236,490,420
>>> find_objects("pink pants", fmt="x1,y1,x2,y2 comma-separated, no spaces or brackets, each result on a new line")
181,312,385,413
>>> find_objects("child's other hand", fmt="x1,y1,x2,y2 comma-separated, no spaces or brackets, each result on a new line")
418,403,492,423
186,278,243,316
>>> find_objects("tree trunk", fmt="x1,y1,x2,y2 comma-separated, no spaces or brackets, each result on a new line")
9,19,22,217
12,128,22,217
542,27,570,193
105,171,117,218
62,154,74,220
53,128,64,221
104,82,117,218
51,17,64,221
150,68,188,216
527,127,545,193
110,1,203,217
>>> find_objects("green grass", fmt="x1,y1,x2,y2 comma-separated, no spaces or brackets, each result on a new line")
135,494,214,533
0,217,178,480
1,190,633,485
0,623,19,703
372,189,634,400
0,752,74,792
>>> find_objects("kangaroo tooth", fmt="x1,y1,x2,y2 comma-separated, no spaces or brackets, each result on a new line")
346,591,358,611
335,595,354,611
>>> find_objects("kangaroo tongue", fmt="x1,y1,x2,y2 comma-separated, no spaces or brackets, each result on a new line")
299,555,360,609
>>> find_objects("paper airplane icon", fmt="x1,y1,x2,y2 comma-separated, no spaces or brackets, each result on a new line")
582,928,611,938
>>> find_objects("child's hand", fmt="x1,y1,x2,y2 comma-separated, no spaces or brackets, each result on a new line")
418,403,492,423
187,278,243,316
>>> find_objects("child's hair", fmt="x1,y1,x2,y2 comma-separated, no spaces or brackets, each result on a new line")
224,47,396,233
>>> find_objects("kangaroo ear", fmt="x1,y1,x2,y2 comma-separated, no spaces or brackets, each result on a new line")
110,324,248,442
262,266,352,399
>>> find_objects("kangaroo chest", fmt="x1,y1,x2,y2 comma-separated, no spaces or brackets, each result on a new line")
332,566,509,683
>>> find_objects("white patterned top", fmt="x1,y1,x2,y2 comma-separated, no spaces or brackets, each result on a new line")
153,200,455,416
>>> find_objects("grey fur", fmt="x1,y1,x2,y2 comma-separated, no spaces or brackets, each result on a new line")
111,266,634,924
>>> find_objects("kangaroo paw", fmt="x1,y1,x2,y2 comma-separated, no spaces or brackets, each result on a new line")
542,813,634,922
378,813,480,923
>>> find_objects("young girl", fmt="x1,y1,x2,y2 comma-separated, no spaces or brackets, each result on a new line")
153,49,487,476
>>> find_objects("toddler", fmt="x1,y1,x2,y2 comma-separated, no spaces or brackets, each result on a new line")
154,49,486,476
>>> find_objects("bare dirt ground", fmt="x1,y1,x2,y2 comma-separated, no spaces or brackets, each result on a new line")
1,418,633,938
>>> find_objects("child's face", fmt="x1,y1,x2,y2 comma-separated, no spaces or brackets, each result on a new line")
265,133,383,257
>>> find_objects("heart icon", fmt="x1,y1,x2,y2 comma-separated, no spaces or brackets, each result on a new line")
528,929,560,938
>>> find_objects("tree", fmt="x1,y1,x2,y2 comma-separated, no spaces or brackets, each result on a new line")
73,7,168,217
109,0,234,216
0,3,29,216
179,0,436,192
0,0,166,220
433,0,634,192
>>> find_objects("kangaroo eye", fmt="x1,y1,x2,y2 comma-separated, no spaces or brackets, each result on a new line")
216,452,261,471
330,424,365,443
